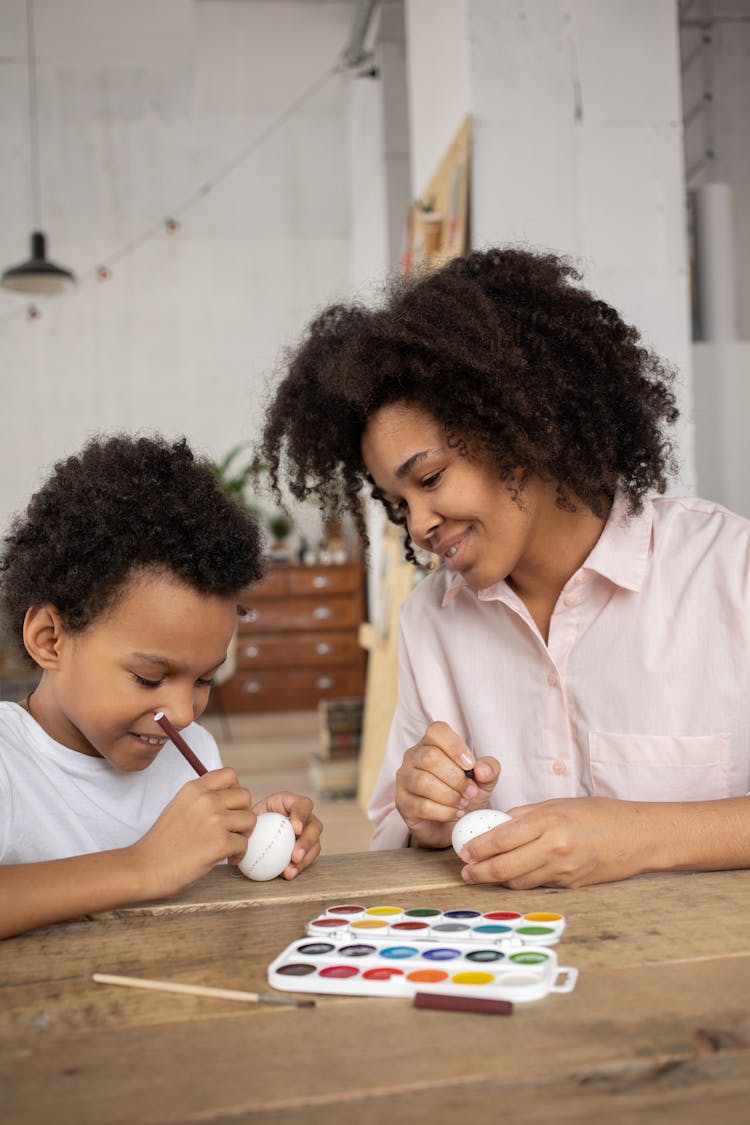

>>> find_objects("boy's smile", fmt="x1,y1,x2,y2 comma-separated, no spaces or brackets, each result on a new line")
26,568,238,770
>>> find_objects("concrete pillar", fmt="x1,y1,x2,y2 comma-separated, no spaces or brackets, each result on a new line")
405,0,696,493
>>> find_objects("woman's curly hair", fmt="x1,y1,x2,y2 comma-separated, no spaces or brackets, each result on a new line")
261,246,679,556
0,434,265,663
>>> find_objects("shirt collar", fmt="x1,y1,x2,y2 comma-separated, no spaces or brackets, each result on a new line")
441,491,653,606
583,491,653,592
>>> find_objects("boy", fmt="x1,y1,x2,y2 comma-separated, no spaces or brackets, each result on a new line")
0,434,322,938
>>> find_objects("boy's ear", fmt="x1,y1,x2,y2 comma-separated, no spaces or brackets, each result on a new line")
22,605,66,670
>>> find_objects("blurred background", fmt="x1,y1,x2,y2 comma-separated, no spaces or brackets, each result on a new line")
1,0,748,849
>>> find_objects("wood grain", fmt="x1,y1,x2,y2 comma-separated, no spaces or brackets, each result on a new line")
2,851,749,1124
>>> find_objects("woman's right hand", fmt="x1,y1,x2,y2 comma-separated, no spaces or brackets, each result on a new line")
131,767,256,899
395,721,500,848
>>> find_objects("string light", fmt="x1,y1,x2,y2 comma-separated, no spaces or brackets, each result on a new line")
1,60,343,322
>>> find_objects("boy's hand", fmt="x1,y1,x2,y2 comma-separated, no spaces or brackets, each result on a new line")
395,721,500,849
252,792,322,878
132,767,255,899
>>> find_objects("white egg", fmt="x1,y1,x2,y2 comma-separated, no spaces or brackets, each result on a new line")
451,808,512,856
239,812,296,881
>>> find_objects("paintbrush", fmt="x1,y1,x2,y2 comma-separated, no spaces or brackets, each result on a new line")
93,973,315,1008
154,711,207,776
464,736,475,780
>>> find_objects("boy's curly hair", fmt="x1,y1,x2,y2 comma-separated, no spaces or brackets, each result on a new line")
261,246,679,555
0,434,265,662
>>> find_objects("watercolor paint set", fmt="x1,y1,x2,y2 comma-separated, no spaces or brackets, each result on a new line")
268,904,578,1005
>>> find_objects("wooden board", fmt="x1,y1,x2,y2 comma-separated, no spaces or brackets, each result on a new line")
357,525,420,811
403,114,471,276
3,859,750,1124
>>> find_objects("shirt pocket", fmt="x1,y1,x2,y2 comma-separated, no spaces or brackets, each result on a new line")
588,731,731,801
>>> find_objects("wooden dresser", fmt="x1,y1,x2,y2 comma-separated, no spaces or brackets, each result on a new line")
213,562,367,712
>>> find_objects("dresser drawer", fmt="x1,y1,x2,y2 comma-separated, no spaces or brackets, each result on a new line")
242,568,289,600
215,666,366,712
240,596,362,634
245,563,362,601
287,567,361,596
236,631,365,669
216,562,367,713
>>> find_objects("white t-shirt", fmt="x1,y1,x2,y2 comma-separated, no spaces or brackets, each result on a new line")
0,702,223,863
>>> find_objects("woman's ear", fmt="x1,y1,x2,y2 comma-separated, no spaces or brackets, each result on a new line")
22,605,65,670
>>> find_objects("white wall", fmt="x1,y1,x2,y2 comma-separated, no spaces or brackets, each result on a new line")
348,0,413,288
405,0,697,495
5,0,747,546
681,2,750,517
346,0,413,613
404,0,471,195
682,0,750,341
693,343,750,516
0,0,354,533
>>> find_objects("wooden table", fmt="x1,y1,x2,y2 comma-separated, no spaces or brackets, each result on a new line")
2,848,750,1124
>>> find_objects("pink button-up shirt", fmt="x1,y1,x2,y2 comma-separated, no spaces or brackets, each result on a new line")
368,495,750,849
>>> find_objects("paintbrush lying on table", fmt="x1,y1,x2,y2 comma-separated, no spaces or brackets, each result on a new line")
93,973,315,1008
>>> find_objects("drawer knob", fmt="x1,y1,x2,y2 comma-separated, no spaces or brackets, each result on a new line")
243,609,259,623
313,606,332,620
316,676,334,690
243,645,260,659
312,575,330,588
315,642,332,655
242,680,262,694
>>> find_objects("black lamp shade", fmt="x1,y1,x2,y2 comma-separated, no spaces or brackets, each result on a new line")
1,230,76,295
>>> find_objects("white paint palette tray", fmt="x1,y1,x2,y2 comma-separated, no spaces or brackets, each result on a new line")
268,904,578,1005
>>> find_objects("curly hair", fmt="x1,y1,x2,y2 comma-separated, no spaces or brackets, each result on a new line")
0,434,265,663
261,246,679,556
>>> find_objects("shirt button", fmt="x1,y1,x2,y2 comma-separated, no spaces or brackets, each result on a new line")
563,593,578,607
546,671,558,686
552,760,567,776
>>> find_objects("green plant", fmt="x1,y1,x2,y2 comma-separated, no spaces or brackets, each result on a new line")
211,445,266,511
268,511,293,541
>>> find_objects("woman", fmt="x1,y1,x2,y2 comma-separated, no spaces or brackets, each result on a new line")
261,246,750,889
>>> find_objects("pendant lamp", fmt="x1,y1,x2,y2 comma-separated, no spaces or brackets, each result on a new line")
1,0,75,295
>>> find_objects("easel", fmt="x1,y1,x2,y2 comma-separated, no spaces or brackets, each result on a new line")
356,526,418,812
403,115,471,276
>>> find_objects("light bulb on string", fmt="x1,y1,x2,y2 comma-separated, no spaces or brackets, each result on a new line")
4,57,337,307
1,0,76,296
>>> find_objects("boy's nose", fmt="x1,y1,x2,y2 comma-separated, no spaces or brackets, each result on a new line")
157,691,196,734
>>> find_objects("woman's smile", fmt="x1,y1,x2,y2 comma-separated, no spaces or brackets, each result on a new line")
435,527,471,568
361,401,541,591
361,400,608,613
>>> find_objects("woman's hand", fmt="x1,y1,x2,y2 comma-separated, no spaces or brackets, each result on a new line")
252,792,323,878
459,797,652,888
395,721,500,848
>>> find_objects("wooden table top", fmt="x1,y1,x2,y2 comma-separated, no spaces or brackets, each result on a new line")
2,848,750,1124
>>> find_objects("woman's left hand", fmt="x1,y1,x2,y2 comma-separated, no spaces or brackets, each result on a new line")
253,792,323,878
458,797,653,889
